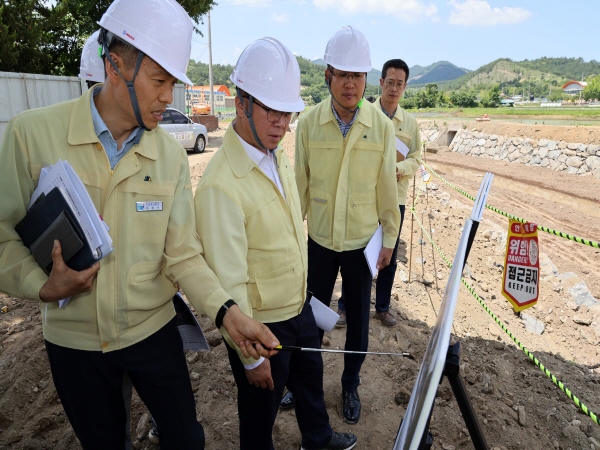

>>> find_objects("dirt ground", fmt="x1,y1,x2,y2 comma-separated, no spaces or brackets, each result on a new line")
2,121,600,450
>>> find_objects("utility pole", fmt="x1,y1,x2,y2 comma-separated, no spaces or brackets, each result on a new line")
208,9,215,116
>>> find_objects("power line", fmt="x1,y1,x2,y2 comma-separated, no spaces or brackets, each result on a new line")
214,0,287,8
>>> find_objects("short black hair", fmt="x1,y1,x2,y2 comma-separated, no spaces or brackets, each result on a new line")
381,59,409,81
98,31,140,72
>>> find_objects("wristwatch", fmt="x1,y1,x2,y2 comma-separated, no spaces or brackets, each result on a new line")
215,299,237,329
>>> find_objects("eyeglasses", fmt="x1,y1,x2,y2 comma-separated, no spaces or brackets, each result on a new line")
247,97,292,123
384,80,406,89
330,69,367,83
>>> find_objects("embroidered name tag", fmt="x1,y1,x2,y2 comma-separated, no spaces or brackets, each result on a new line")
136,201,163,212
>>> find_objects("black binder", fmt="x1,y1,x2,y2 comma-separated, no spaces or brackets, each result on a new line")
15,187,99,275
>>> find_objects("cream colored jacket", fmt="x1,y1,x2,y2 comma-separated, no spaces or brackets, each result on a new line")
194,125,308,364
374,100,422,205
295,97,400,250
0,88,230,351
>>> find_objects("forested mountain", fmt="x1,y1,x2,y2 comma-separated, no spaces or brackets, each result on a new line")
407,61,470,85
516,57,600,82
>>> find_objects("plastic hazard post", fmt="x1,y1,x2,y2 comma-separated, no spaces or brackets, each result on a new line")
501,220,539,312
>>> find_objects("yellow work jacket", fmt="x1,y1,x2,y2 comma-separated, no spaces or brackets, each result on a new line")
0,88,230,352
374,99,422,205
295,97,400,250
195,125,308,364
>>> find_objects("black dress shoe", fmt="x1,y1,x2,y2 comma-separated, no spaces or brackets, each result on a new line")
342,389,361,424
301,431,357,450
280,390,295,410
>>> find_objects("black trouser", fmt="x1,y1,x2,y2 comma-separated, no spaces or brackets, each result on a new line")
45,318,204,450
226,301,332,450
339,205,406,313
307,237,372,391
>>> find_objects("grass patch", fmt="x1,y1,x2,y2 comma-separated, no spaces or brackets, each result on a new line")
411,107,600,121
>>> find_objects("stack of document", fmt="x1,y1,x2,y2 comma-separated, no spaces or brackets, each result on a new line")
15,160,113,307
364,224,383,277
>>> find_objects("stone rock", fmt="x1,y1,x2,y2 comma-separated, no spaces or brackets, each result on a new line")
538,139,549,147
530,156,541,165
588,144,600,153
567,142,581,150
398,270,409,283
578,144,588,153
573,314,593,326
548,149,561,160
476,138,486,146
520,313,545,335
136,413,151,441
568,282,599,307
539,253,559,277
206,330,223,347
518,405,526,426
187,352,200,365
415,257,426,265
557,154,568,163
395,387,412,405
538,147,549,158
566,156,583,168
586,155,600,171
557,271,577,281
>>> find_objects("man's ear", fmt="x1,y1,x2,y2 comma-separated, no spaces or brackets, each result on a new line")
104,52,123,86
234,95,245,118
325,68,331,85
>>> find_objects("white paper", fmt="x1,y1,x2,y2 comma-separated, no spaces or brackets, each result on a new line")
363,224,383,278
310,296,339,332
63,161,113,258
395,137,410,158
173,293,209,351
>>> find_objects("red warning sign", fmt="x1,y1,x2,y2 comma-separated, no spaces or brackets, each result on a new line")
501,220,540,312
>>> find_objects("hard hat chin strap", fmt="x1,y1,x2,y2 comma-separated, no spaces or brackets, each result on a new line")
100,29,149,131
237,90,277,153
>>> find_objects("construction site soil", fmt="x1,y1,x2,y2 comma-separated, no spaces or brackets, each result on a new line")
1,120,600,450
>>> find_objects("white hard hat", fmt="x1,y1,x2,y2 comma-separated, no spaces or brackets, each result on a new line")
98,0,194,85
230,37,304,113
79,30,104,83
323,26,372,73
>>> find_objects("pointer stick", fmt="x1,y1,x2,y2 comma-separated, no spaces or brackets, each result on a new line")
272,345,414,359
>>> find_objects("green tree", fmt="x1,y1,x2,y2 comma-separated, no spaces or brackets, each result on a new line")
583,76,600,101
0,0,215,75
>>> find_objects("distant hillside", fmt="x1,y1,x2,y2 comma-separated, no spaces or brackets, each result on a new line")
516,57,600,82
312,58,381,85
439,57,600,92
442,58,564,90
407,61,470,85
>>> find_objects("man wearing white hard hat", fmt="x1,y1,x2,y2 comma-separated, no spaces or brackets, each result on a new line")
0,0,280,448
194,37,357,450
294,26,400,425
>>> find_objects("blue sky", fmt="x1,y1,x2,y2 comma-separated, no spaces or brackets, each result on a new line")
189,0,598,73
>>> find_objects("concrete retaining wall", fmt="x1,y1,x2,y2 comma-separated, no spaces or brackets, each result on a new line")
419,126,600,178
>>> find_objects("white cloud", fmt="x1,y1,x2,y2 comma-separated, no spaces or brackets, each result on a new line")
448,0,531,26
312,0,437,23
273,12,290,23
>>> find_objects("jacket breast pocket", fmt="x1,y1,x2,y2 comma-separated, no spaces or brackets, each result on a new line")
308,187,332,239
350,143,383,182
252,258,303,312
118,181,175,246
